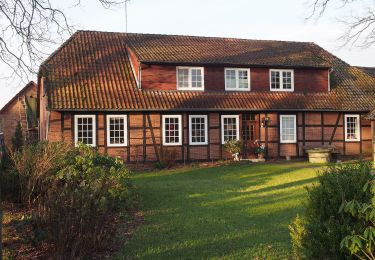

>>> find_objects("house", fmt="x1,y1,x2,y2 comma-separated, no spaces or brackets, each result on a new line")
0,81,38,149
37,31,375,162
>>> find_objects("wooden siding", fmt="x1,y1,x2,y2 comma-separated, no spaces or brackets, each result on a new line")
139,64,329,93
46,111,372,162
0,84,38,148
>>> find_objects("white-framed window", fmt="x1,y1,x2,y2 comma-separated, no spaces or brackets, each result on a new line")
344,114,360,142
74,115,96,146
270,69,294,91
280,115,297,143
162,115,182,146
189,115,208,145
225,68,251,91
177,67,204,90
221,115,239,144
106,115,128,147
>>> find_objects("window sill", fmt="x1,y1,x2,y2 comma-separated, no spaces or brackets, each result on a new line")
225,89,250,92
280,141,297,144
176,88,205,91
162,143,182,146
270,89,294,92
189,143,208,146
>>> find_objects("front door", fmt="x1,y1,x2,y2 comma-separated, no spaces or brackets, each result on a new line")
242,114,259,158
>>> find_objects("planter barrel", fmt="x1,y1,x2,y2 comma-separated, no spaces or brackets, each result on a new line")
306,148,332,163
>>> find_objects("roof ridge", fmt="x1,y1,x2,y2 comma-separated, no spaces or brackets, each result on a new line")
355,66,375,69
76,29,315,45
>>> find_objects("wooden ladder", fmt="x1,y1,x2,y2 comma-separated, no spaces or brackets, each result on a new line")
19,96,29,140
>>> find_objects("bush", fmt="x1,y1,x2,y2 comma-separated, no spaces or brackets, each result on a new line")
289,162,373,259
10,142,69,205
10,142,137,259
289,215,306,259
224,140,242,160
1,147,21,201
11,121,24,151
340,178,375,259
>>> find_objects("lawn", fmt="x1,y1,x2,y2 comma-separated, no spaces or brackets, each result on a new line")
120,162,322,259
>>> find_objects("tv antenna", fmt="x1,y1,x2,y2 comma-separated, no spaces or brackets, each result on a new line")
125,0,130,33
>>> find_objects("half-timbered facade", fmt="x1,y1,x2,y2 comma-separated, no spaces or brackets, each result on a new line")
37,31,375,162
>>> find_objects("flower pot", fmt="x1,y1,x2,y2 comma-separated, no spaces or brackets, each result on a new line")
257,153,264,159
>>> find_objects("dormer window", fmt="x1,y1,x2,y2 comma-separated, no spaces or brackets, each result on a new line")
177,67,204,90
270,69,294,91
225,68,250,91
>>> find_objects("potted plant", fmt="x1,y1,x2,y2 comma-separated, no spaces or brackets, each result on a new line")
254,140,266,159
224,139,242,161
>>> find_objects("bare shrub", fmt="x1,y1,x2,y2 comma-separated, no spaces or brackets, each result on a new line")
10,142,137,259
156,147,177,168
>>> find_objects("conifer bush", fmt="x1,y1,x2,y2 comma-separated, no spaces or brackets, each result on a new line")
289,162,373,259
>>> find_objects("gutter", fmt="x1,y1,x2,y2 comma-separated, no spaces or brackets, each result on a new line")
46,108,371,113
139,61,332,70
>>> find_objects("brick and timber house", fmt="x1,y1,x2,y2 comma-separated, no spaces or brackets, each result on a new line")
37,31,375,162
0,81,38,148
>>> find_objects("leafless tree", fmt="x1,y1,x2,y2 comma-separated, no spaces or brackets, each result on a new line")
0,0,126,80
0,1,126,258
308,0,375,47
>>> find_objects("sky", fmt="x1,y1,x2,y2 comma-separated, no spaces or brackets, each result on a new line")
1,0,375,107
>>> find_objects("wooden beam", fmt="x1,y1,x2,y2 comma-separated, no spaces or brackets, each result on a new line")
321,112,324,145
187,113,190,162
146,114,160,161
302,112,306,153
127,114,130,162
96,112,99,148
343,112,346,155
329,113,341,145
296,112,300,157
60,112,64,141
265,112,269,159
142,113,146,162
219,112,223,159
104,112,107,154
360,114,363,154
277,113,280,158
207,113,210,161
371,121,375,168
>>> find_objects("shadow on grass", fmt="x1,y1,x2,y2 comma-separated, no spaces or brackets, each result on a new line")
121,162,320,259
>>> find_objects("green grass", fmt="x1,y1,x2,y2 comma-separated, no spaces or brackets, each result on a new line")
120,162,322,259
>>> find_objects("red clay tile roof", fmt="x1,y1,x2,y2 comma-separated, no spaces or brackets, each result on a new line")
41,30,375,112
357,66,375,78
367,108,375,120
125,33,331,68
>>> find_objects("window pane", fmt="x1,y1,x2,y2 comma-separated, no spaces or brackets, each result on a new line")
281,116,295,142
177,68,189,89
238,70,249,89
191,68,202,88
76,116,95,145
164,116,181,144
282,71,292,89
225,69,236,89
108,116,126,145
190,116,206,144
346,116,359,140
223,117,237,142
271,71,280,89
